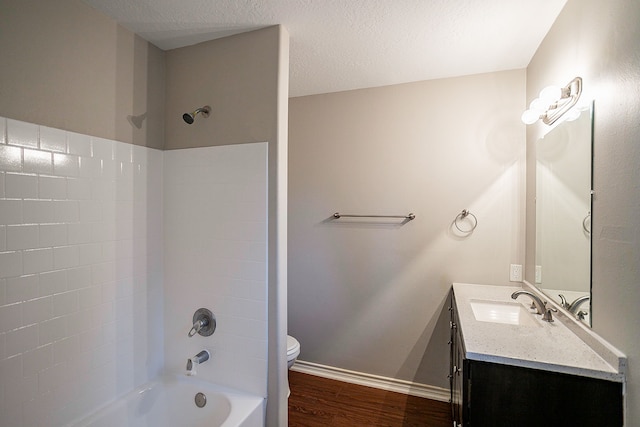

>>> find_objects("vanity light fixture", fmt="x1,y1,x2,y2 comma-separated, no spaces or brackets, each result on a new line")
521,77,583,126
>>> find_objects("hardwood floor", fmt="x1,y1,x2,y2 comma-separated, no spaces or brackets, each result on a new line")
288,371,452,426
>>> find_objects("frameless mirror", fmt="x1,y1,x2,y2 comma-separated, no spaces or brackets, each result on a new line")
535,102,593,326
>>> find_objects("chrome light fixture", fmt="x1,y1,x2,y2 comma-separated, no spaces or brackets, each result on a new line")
521,77,583,126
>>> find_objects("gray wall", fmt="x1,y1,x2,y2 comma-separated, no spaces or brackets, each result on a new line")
0,0,165,149
525,0,640,421
288,69,526,388
164,27,282,150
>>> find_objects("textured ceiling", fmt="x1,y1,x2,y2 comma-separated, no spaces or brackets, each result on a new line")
83,0,567,97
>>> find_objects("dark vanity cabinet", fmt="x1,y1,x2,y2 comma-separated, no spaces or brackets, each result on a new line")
449,292,623,427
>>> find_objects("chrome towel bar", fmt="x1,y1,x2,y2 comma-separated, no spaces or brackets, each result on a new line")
332,212,415,220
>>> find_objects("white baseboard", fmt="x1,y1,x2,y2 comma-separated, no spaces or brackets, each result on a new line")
290,360,450,403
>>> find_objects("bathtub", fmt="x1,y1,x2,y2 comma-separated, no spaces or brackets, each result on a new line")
70,375,264,427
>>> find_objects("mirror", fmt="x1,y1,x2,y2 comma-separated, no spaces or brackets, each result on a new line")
535,103,593,326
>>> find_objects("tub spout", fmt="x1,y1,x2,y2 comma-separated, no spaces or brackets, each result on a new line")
186,350,210,376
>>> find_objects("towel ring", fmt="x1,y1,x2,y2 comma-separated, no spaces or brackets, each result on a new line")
454,209,478,233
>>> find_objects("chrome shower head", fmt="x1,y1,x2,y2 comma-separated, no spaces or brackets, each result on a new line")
182,105,211,124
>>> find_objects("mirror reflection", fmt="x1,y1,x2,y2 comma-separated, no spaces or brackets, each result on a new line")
535,103,593,326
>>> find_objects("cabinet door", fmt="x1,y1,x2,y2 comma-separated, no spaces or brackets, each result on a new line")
465,360,623,427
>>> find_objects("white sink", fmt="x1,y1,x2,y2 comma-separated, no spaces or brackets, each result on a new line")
470,299,539,326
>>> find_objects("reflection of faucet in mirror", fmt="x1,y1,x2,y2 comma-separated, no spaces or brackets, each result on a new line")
559,294,590,317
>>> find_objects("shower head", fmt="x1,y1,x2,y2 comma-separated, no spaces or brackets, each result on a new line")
182,105,211,124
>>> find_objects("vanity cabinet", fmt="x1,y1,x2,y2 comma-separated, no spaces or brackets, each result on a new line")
449,291,623,427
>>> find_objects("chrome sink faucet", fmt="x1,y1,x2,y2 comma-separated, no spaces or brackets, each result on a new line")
511,290,546,314
511,290,557,322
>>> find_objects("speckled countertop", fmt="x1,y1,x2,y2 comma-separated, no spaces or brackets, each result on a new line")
453,283,625,382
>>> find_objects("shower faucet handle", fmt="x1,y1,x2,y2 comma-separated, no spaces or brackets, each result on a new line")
188,308,216,337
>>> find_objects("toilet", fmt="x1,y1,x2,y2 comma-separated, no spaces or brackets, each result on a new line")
287,335,300,369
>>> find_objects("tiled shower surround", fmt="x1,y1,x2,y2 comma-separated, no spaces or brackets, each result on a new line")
0,117,164,426
163,144,268,397
0,117,268,426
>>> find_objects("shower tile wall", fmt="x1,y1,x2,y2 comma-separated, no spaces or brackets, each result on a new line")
163,143,268,397
0,117,164,427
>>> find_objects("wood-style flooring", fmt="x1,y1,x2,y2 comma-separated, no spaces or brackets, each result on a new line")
288,371,452,426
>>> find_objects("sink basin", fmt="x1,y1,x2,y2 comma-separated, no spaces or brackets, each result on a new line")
470,299,539,326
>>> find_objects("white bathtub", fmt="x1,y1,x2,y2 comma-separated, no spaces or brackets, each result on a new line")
70,376,264,427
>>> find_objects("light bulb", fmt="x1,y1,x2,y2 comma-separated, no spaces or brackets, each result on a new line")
530,98,548,112
521,109,540,125
539,85,562,103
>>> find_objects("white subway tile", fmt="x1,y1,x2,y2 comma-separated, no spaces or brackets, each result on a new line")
0,356,23,402
0,333,5,359
52,291,78,317
67,223,91,245
52,336,79,365
23,200,54,224
3,374,38,410
38,270,67,296
7,119,38,148
0,303,22,332
101,159,117,180
53,246,79,270
67,133,91,157
91,262,115,286
0,172,5,198
78,200,102,223
0,144,23,172
22,296,52,326
39,224,67,248
53,153,79,177
6,324,39,356
38,176,66,199
6,275,39,304
79,285,101,309
5,173,38,199
0,117,5,144
0,278,5,305
66,177,91,200
6,224,38,251
0,251,23,278
66,266,91,290
114,142,133,163
65,310,92,336
91,137,114,160
52,200,79,223
39,126,67,153
77,243,102,266
22,248,53,274
38,316,67,345
23,149,53,175
38,362,67,393
0,200,23,225
22,344,52,377
79,156,101,178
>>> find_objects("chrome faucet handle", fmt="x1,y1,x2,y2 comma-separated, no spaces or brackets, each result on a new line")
188,318,207,337
542,307,558,322
188,308,216,337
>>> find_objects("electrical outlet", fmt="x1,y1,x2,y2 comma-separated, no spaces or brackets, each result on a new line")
510,264,523,282
535,265,542,284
